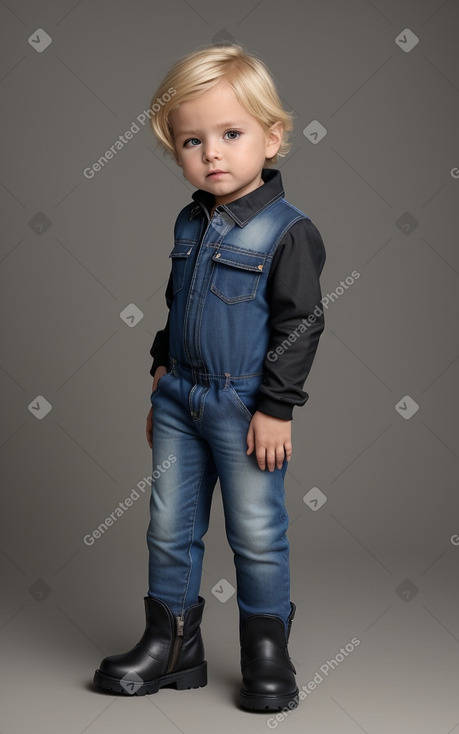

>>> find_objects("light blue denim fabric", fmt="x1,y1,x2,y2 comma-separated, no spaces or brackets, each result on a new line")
147,187,310,636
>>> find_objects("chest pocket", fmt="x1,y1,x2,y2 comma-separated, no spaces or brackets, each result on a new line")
169,242,195,296
210,246,267,304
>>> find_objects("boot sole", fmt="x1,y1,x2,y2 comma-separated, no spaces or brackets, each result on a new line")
93,661,207,696
240,686,299,711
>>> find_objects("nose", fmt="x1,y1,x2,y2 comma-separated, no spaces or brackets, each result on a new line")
202,138,221,161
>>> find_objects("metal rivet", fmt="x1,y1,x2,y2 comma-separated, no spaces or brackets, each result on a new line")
257,264,263,270
215,253,221,258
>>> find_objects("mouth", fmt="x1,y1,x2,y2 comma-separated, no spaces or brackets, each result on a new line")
206,170,227,178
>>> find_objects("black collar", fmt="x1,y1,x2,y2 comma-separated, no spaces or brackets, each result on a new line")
190,168,285,227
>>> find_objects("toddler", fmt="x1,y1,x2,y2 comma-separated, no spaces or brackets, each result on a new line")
94,42,326,712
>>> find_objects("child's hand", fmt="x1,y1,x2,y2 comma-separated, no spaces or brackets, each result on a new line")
146,366,168,449
246,411,292,471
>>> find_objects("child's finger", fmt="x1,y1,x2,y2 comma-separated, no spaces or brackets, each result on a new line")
246,424,254,455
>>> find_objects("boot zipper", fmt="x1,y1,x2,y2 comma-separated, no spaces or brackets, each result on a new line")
166,614,184,673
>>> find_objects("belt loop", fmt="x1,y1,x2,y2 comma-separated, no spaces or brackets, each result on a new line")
171,357,177,376
224,372,231,389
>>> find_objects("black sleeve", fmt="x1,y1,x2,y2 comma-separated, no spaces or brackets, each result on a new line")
255,218,326,420
149,271,173,377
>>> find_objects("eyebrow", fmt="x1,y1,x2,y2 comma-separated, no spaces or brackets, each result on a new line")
173,122,245,138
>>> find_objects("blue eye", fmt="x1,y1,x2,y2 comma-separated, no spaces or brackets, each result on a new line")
183,131,241,147
183,138,201,147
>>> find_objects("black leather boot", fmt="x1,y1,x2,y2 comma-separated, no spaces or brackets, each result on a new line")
93,595,207,695
239,602,299,711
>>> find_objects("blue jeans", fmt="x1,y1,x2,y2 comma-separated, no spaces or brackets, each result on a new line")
147,356,292,636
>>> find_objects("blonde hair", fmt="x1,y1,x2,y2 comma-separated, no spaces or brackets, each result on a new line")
149,43,293,166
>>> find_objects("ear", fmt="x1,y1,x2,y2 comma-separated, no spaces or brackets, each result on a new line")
265,121,283,159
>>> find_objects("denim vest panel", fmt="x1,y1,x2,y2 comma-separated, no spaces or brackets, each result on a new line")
168,197,310,377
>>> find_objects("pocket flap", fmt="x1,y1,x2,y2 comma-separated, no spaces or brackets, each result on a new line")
169,242,195,259
211,247,266,272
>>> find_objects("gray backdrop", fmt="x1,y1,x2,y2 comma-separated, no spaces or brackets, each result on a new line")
1,1,459,732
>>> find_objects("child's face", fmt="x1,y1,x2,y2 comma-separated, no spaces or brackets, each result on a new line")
170,80,283,208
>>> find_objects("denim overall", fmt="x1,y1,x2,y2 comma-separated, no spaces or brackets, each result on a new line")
148,189,310,636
